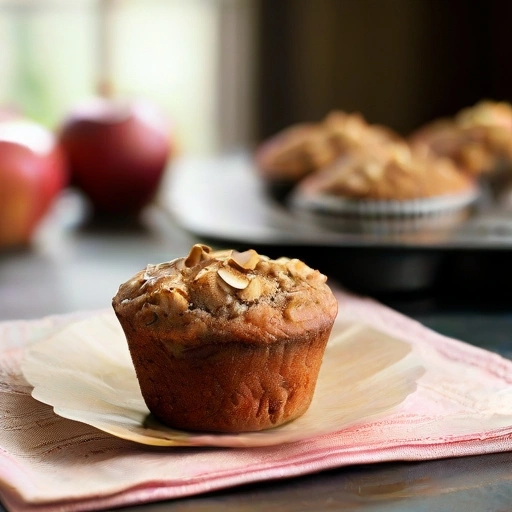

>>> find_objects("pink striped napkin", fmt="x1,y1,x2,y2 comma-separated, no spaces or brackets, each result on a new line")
1,293,512,512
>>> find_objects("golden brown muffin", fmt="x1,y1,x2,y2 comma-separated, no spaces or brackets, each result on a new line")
290,143,479,234
255,123,337,181
298,142,476,201
112,244,338,433
456,100,512,131
254,111,404,200
409,100,512,176
323,110,402,154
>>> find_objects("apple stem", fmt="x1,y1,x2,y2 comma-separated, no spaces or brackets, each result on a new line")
97,0,117,98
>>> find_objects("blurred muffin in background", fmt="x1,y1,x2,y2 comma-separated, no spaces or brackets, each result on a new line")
290,142,479,234
323,110,402,154
254,123,338,200
456,100,512,131
409,100,512,178
254,110,404,200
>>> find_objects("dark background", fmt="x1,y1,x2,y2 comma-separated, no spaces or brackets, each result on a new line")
255,0,512,141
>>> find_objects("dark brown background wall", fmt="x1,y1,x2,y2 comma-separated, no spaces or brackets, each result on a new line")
255,0,512,141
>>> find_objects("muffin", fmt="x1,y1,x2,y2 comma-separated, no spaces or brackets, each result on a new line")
456,100,512,132
409,100,512,177
254,111,403,200
323,110,402,154
254,122,339,200
112,244,338,433
290,142,479,233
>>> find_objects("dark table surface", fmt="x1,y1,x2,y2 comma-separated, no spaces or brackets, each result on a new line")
1,187,511,512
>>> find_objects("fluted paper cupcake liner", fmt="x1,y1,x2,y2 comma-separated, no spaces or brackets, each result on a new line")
289,186,480,234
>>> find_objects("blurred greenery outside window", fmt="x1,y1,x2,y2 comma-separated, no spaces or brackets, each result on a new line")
0,0,255,155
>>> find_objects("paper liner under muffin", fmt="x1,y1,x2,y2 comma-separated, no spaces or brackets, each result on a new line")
289,184,480,234
21,311,422,447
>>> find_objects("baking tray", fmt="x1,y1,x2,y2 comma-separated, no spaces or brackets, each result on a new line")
160,153,512,302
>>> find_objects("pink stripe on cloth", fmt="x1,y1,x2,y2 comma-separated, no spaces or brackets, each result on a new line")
1,293,512,512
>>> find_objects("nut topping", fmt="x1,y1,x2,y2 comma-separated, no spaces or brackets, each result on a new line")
193,267,210,281
184,244,211,267
217,266,250,289
239,277,262,301
210,249,233,260
170,288,189,311
114,244,332,320
228,249,260,271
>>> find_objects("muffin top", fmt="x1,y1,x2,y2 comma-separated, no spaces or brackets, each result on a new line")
112,245,338,345
296,142,476,201
455,100,512,131
255,123,338,181
409,101,512,176
323,110,402,152
254,111,402,183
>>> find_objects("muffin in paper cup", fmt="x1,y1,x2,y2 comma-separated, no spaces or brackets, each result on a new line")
289,143,480,234
409,100,512,179
254,122,339,201
112,244,338,433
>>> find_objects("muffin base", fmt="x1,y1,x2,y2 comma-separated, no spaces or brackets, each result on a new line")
125,327,332,433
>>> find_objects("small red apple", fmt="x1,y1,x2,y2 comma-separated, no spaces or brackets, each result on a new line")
0,120,67,249
58,98,171,215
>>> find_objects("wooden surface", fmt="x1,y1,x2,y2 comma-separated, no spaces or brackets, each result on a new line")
1,188,512,511
121,452,512,511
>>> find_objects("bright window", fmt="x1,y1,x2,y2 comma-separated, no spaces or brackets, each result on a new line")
0,0,255,154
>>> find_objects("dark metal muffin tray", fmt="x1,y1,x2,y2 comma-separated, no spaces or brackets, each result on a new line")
161,153,512,300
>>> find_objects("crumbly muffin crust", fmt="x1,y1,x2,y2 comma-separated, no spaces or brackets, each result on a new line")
323,110,402,153
255,123,338,181
298,142,476,201
409,101,512,176
255,111,403,183
113,245,338,345
455,100,512,131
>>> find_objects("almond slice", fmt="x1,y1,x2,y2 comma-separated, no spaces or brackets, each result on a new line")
217,266,250,289
229,249,260,271
184,244,211,267
211,249,233,260
193,267,209,281
239,277,262,301
169,288,189,312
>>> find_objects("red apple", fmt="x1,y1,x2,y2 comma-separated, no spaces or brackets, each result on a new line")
58,98,171,215
0,120,67,249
